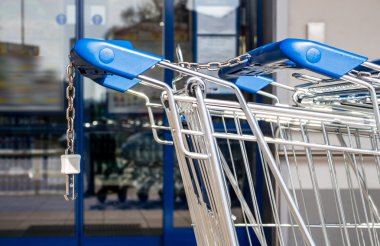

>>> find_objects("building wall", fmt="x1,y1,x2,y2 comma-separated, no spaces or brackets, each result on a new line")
275,0,380,104
287,0,380,59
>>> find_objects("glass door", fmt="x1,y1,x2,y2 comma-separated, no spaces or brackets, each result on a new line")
0,0,76,238
0,1,260,245
83,0,165,238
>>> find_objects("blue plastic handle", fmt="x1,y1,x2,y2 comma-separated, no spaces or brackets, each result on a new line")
234,76,273,93
219,38,368,79
70,38,163,92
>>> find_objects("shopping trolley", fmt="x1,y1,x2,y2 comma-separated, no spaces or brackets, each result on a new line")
291,65,380,115
218,40,380,122
69,38,380,245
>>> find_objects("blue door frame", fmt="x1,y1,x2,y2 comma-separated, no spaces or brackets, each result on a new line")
76,1,85,245
162,0,176,244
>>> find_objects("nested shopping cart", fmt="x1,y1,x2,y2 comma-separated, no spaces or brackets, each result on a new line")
69,38,380,246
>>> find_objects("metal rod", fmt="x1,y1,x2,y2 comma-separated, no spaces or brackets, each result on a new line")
138,75,209,159
363,62,380,72
193,80,238,245
158,60,316,246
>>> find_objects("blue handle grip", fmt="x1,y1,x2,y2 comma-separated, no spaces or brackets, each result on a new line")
234,76,273,93
70,38,163,92
219,38,368,79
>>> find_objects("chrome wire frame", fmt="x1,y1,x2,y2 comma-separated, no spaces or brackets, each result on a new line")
172,94,380,246
291,62,380,122
119,60,380,246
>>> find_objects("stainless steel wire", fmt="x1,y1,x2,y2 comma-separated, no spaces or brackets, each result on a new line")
108,60,380,246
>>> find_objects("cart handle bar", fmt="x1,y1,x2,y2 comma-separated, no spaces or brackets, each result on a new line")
218,38,367,79
70,38,163,92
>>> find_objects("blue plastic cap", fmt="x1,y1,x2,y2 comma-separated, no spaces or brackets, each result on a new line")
72,38,163,80
246,39,368,79
271,39,368,78
219,38,368,79
95,75,140,93
235,76,273,93
106,40,134,49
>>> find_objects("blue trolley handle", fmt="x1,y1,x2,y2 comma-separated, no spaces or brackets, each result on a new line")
70,38,164,92
71,38,219,161
219,38,368,80
221,38,371,97
223,39,380,132
232,75,273,93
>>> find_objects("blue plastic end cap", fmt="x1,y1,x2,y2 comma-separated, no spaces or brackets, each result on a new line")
280,38,368,78
73,38,163,80
235,76,273,93
95,75,140,93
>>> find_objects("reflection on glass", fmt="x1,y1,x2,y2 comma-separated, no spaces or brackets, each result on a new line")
171,0,196,227
173,0,246,227
84,0,166,236
0,0,75,237
0,57,61,111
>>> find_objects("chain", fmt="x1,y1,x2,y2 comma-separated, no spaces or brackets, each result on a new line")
349,69,380,79
173,53,251,71
65,63,76,155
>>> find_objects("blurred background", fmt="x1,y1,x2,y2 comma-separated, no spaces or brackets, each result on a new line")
0,0,379,245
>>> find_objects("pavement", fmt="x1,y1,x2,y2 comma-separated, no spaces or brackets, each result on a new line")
0,192,192,237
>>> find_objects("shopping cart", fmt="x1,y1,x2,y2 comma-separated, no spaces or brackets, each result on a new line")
218,40,380,122
69,38,380,245
291,66,380,114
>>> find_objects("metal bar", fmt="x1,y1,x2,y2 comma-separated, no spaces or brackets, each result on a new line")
363,61,380,72
194,82,238,245
219,150,268,245
321,123,351,245
212,132,380,156
157,62,315,245
127,90,172,145
299,124,330,245
341,75,380,131
257,90,280,103
139,76,209,160
234,224,380,229
170,95,376,126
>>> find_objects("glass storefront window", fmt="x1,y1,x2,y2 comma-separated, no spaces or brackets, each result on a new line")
83,0,165,236
0,0,255,240
0,0,75,237
173,0,248,228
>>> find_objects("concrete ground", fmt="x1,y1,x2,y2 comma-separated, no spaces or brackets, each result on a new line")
0,193,192,237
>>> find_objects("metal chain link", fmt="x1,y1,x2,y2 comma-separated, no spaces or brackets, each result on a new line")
65,63,76,155
173,53,251,71
349,69,380,79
